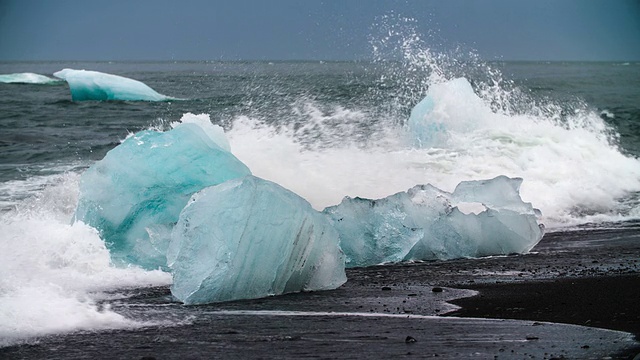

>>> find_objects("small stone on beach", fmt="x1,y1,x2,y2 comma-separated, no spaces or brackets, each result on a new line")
405,336,417,344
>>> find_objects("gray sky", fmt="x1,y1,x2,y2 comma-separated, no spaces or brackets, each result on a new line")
1,0,639,61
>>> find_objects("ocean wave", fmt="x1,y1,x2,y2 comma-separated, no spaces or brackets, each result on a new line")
0,175,171,347
223,18,640,227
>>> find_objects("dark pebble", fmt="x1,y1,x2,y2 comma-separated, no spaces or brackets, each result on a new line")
432,287,444,293
405,336,417,343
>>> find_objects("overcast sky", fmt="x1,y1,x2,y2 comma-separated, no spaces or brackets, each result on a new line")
1,0,639,61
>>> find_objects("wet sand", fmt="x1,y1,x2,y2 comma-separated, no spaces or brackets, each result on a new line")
444,225,640,337
2,223,639,359
447,274,640,338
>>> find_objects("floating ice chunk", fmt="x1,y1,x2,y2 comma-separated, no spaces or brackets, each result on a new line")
74,120,251,269
324,176,544,267
53,68,172,101
408,77,491,147
168,175,347,304
0,72,62,84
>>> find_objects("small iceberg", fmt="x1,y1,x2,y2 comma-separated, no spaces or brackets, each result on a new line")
0,72,62,84
324,176,544,267
74,114,251,269
53,68,173,101
408,77,491,148
168,175,347,304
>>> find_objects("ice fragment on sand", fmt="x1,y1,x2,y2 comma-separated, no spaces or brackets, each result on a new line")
53,68,172,101
324,176,544,267
168,175,347,304
74,119,250,269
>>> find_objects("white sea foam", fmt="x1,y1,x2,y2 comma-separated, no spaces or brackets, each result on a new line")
0,174,171,347
0,72,62,84
600,109,615,119
226,103,640,228
226,22,640,227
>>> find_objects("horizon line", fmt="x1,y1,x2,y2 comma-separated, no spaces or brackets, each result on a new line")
1,58,639,63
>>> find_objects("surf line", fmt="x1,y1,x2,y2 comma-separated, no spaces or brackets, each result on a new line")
209,310,445,320
207,309,640,338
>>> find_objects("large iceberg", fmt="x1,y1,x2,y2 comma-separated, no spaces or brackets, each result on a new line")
74,114,251,269
168,175,347,305
0,72,62,84
53,68,172,101
324,176,544,267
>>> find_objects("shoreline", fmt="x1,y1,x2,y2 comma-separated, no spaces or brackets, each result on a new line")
445,273,640,339
1,225,639,358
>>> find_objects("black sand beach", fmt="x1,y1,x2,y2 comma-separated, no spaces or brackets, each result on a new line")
444,225,640,334
2,222,639,359
447,274,640,338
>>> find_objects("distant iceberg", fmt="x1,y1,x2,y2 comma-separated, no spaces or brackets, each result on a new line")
74,114,251,269
0,72,62,84
168,175,347,304
324,176,544,267
53,68,173,101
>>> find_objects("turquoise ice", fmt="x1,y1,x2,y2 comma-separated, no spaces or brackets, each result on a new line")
74,116,251,269
324,176,544,267
168,175,347,304
53,68,172,101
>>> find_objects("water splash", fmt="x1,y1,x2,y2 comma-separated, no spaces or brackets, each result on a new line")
0,174,171,346
226,16,640,226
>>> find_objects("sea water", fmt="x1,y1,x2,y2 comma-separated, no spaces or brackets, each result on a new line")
1,52,639,344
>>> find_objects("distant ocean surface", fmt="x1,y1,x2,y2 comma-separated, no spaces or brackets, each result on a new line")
1,58,639,346
2,60,639,221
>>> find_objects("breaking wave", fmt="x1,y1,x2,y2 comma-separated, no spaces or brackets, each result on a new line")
0,173,171,346
226,16,640,227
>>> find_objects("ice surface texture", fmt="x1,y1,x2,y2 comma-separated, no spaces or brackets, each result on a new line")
53,68,171,101
168,175,347,304
324,176,544,267
0,72,62,84
74,116,251,269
